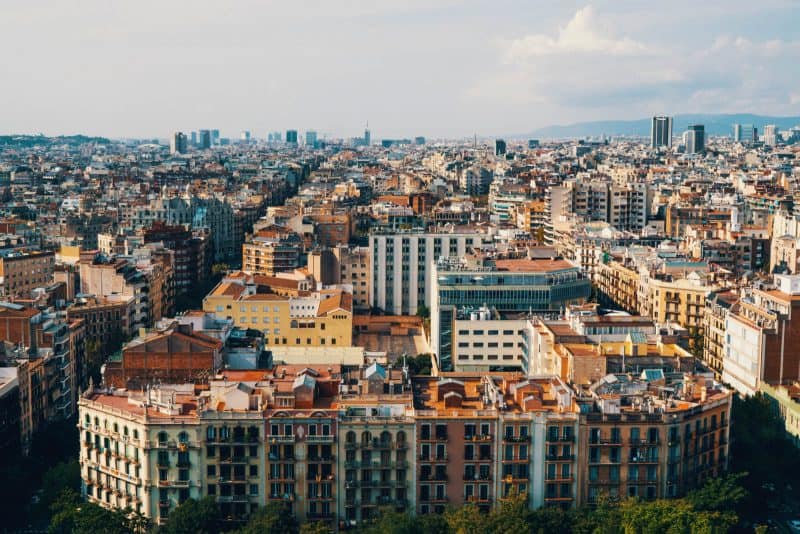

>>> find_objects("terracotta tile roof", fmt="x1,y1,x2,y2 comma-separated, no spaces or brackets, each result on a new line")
317,292,352,316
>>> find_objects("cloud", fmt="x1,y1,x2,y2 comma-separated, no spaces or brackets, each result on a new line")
504,6,651,61
467,4,800,125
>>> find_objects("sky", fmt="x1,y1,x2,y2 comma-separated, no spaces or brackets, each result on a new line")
1,0,798,139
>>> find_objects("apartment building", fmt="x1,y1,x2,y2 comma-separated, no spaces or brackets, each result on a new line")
66,294,135,356
0,249,55,298
665,206,730,238
203,273,353,348
430,251,591,372
338,363,415,524
0,368,20,456
307,245,370,311
0,302,78,451
576,372,731,503
78,385,204,523
103,321,223,389
242,228,302,277
79,258,155,332
449,305,529,373
702,291,738,381
641,272,719,334
143,222,211,296
594,256,640,313
78,363,731,526
758,382,800,448
368,228,488,316
723,275,800,395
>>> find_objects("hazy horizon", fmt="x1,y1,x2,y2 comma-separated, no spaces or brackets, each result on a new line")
2,0,798,139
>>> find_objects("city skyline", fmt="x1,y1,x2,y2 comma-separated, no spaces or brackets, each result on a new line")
1,0,798,139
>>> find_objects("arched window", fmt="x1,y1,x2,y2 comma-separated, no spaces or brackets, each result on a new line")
123,426,129,436
290,320,298,328
178,431,189,444
220,426,230,441
93,417,99,427
113,423,119,434
397,430,406,445
380,431,392,446
207,427,217,441
84,413,90,425
346,431,356,444
133,429,139,440
361,431,372,445
157,431,168,445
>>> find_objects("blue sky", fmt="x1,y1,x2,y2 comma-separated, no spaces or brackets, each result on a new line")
1,0,797,139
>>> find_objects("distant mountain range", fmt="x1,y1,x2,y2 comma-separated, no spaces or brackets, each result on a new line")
519,114,800,140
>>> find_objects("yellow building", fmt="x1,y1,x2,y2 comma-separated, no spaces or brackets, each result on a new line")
594,257,640,313
242,229,301,277
203,273,353,347
645,274,718,333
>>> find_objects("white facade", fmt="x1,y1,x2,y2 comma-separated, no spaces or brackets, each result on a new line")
721,314,764,396
369,231,487,315
452,317,529,372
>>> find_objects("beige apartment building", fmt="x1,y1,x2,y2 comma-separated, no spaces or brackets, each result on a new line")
0,249,55,298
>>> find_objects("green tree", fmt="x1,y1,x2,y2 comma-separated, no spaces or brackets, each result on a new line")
444,504,489,534
416,305,430,319
212,263,230,275
414,513,450,534
160,496,221,534
359,507,420,534
528,506,575,534
238,502,298,534
487,492,531,533
299,521,332,534
39,461,81,514
730,393,800,515
620,499,737,534
48,489,132,534
406,353,433,376
685,473,748,513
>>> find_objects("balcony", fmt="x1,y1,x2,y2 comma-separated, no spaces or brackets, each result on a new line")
629,438,660,446
629,456,659,464
465,434,493,442
157,479,190,488
544,476,574,483
547,435,574,443
546,454,575,462
306,435,335,444
503,435,531,443
269,435,295,444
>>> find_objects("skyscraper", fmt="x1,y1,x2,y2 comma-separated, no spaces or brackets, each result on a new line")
190,131,197,147
199,130,211,149
364,127,371,146
305,130,318,147
169,132,188,154
733,123,742,142
240,130,251,143
746,124,756,144
764,124,779,146
495,139,507,156
211,129,220,145
651,116,673,148
685,124,705,154
286,130,298,145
